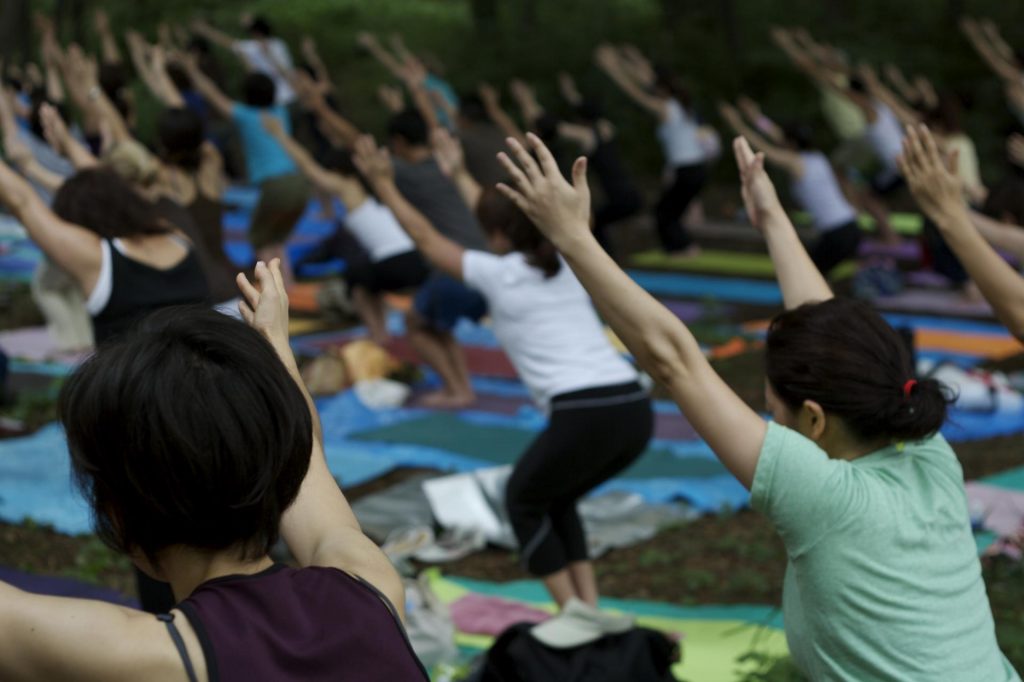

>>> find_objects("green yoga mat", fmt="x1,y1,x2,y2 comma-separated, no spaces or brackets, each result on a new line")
349,413,730,480
791,211,924,236
628,248,858,282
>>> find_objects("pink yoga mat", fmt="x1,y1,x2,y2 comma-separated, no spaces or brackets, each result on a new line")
966,482,1024,537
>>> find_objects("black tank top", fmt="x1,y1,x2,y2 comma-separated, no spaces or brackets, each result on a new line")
155,196,239,303
91,238,210,345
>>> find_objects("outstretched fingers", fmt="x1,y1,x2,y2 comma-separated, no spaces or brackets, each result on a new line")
497,149,533,196
526,132,560,180
504,135,543,184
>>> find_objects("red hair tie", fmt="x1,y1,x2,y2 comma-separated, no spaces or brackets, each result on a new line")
902,379,918,399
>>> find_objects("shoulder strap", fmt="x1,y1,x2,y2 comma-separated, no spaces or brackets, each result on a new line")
157,613,200,682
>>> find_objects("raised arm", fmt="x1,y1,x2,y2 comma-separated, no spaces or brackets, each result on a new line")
431,127,482,209
398,61,441,132
0,90,64,194
478,82,526,144
356,32,407,80
262,114,346,194
857,63,920,127
558,71,584,108
594,45,666,118
353,135,464,279
237,260,405,617
39,22,65,104
300,35,332,90
495,133,766,487
0,158,101,289
770,26,834,89
127,35,185,108
39,103,98,171
180,53,234,119
969,210,1024,262
509,79,544,127
61,46,132,145
900,124,1024,342
719,102,803,174
191,20,239,52
94,10,122,65
961,17,1023,84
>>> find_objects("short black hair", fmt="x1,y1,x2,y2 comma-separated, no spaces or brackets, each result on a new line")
248,16,273,38
53,168,170,239
165,62,193,93
157,107,205,171
60,306,313,564
242,72,276,108
387,108,429,147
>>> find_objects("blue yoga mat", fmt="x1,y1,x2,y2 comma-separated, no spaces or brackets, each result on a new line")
628,271,783,306
0,565,136,607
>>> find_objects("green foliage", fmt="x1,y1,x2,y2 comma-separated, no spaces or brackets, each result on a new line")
61,535,132,585
55,0,1024,191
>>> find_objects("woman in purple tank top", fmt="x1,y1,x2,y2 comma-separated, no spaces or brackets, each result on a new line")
0,260,428,682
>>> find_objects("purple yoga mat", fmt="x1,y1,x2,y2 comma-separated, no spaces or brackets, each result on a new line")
858,240,922,260
661,300,713,322
0,566,137,608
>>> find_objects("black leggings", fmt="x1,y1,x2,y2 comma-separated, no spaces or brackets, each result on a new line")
810,221,862,275
594,191,643,254
506,382,653,577
654,163,707,252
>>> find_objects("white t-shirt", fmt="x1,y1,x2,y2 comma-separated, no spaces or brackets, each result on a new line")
791,152,857,232
865,101,903,171
462,251,637,409
344,198,415,263
234,38,297,105
657,98,705,168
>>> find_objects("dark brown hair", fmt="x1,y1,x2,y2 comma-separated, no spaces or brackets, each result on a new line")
476,187,560,277
60,306,312,564
766,298,951,443
52,168,170,239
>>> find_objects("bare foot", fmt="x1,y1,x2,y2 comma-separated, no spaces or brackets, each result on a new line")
420,390,475,409
666,244,702,259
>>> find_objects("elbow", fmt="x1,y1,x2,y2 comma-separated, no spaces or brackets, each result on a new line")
638,329,692,389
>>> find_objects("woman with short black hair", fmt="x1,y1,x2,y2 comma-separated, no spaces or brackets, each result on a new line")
495,132,1019,681
0,261,427,682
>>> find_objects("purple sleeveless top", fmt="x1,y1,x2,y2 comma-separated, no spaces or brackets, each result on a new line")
177,564,428,681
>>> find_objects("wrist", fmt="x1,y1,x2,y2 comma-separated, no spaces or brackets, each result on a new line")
548,220,596,253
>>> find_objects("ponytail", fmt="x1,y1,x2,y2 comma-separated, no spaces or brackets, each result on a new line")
766,298,953,443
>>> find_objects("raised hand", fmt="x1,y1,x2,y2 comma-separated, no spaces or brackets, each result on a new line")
430,127,465,178
377,84,404,113
732,136,783,232
736,95,762,122
478,82,500,107
1008,133,1024,169
237,259,290,352
352,134,395,185
898,124,964,225
39,103,70,152
593,44,619,72
301,35,319,62
356,31,379,50
496,133,591,248
94,8,110,34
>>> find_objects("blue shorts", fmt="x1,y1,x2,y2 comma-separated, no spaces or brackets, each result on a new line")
413,274,487,332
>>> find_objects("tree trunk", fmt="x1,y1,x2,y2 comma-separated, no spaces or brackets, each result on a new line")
0,0,32,65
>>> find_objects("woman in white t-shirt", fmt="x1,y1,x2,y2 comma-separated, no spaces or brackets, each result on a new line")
720,101,860,275
595,44,707,256
353,135,653,608
266,121,428,343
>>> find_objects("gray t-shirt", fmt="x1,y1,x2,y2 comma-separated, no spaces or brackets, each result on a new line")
460,123,508,188
393,157,487,250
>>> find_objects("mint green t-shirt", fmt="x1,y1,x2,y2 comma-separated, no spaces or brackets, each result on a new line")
752,422,1020,681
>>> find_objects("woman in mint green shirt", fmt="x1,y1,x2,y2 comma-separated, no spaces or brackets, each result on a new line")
492,131,1020,681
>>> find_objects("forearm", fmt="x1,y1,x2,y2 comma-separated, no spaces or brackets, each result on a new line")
273,130,335,191
44,63,65,103
194,23,237,52
406,80,440,131
363,42,404,78
99,30,121,65
938,205,1024,340
451,168,482,210
188,67,233,118
374,179,462,275
310,99,360,147
483,99,526,143
970,210,1024,260
761,208,834,308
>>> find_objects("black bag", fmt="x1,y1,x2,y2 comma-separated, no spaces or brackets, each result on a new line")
471,622,680,682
